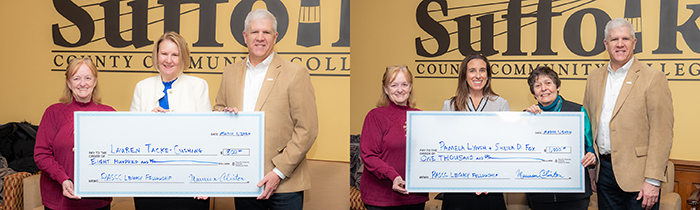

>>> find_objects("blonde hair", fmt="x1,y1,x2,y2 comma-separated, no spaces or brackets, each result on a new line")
60,58,101,104
152,31,190,75
376,65,416,108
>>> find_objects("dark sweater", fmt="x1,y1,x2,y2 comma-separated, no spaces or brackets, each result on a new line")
34,99,114,210
527,96,594,203
360,102,429,206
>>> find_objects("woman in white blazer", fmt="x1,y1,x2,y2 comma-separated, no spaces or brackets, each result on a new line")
129,31,211,210
130,31,211,112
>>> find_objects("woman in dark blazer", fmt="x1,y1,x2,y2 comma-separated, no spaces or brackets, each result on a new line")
524,66,597,210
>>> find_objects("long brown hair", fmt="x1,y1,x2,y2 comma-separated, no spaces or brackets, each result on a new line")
376,65,416,108
450,53,499,111
60,58,102,104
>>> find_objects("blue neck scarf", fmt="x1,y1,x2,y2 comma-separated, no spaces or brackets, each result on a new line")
158,78,177,109
538,95,562,112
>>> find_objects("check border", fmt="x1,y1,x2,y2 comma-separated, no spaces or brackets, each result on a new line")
74,112,265,196
405,111,585,192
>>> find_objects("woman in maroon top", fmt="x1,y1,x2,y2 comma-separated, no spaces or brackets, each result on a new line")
360,65,429,210
34,58,114,210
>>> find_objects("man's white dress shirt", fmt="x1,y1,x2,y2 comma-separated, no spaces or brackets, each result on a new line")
243,52,287,179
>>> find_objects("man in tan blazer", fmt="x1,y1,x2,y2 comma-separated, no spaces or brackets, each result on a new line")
213,9,318,210
583,18,673,210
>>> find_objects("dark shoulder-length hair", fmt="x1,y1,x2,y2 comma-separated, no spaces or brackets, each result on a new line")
60,57,102,104
527,66,561,95
376,65,416,108
449,53,499,111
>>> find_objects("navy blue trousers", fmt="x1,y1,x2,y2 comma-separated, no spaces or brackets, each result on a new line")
235,191,304,210
597,157,659,210
133,197,209,210
528,197,589,210
441,193,506,210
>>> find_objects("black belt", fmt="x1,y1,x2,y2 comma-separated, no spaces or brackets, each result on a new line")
600,154,611,162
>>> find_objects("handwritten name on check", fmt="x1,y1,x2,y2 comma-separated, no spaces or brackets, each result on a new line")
405,111,585,193
74,112,264,197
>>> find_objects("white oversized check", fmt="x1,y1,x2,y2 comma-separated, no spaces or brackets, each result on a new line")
406,111,585,193
73,112,264,197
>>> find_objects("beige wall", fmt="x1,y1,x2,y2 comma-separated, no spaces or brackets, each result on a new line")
0,1,348,208
350,0,700,161
0,0,348,162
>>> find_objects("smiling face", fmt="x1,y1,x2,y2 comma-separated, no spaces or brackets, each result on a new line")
383,71,412,106
68,63,96,103
157,40,181,82
465,59,488,94
532,75,560,106
244,18,278,66
604,26,637,70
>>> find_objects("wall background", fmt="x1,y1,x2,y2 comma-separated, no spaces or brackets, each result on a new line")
351,0,700,162
1,0,698,165
0,0,349,162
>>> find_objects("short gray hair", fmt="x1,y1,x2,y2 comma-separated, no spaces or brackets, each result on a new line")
244,9,277,34
604,18,635,42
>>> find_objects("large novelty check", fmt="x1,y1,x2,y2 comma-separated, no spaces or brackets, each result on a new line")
406,111,585,193
74,112,264,197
